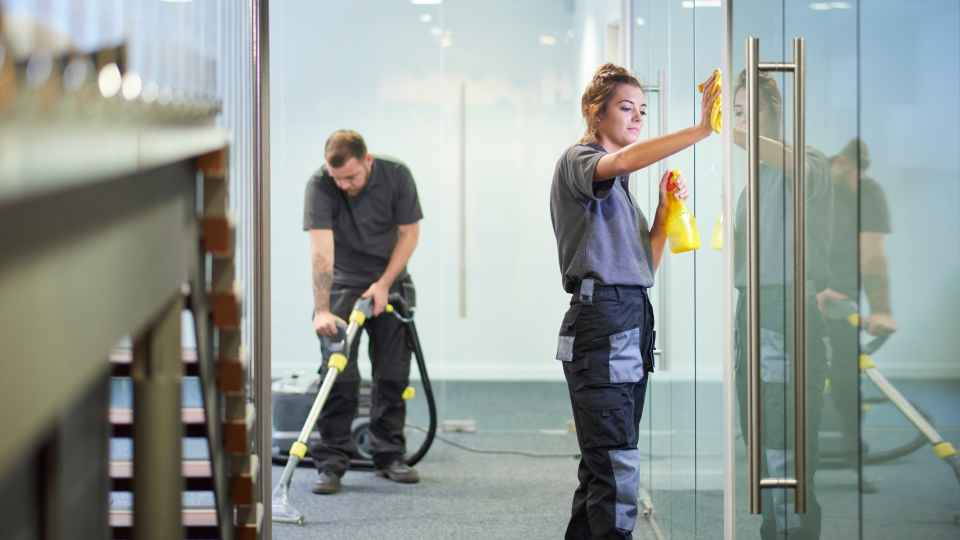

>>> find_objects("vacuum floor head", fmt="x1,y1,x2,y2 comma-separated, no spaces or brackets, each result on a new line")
271,482,304,525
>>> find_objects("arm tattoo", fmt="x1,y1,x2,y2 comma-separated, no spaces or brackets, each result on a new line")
862,253,891,314
312,253,333,312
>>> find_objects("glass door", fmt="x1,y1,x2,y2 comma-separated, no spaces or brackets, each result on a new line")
631,0,725,537
858,1,960,538
727,0,860,537
436,0,576,384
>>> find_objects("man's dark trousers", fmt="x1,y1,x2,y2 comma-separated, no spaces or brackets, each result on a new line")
309,278,415,476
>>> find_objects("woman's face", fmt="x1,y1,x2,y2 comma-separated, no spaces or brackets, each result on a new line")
734,87,778,139
594,84,646,151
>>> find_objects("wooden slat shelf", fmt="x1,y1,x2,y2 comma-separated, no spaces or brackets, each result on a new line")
109,507,219,539
109,407,207,438
108,505,261,540
110,460,213,492
109,348,200,377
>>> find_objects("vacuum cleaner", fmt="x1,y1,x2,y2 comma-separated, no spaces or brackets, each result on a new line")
818,298,960,523
271,294,437,525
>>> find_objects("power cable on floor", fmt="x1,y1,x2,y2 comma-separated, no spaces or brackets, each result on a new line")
405,424,582,459
405,425,725,459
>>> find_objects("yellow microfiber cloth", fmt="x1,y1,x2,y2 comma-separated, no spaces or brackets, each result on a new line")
697,68,722,133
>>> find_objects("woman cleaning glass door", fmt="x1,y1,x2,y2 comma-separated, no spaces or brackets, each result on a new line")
550,63,718,540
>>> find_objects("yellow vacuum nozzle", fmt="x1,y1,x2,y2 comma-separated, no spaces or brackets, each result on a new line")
848,313,860,328
934,442,957,459
385,304,394,313
349,310,367,326
289,441,308,459
328,353,348,373
402,387,416,400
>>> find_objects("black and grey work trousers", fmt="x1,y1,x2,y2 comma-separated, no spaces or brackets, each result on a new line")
557,282,655,540
309,278,416,476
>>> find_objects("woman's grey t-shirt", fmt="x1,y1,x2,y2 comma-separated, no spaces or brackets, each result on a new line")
550,143,655,294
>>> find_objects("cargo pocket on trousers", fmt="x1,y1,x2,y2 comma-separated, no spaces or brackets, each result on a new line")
401,280,417,308
556,304,581,362
573,388,628,448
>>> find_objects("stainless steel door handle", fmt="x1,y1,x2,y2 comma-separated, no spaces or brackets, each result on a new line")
459,81,467,319
745,36,807,515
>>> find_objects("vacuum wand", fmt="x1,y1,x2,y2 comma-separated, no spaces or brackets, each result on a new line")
271,297,374,525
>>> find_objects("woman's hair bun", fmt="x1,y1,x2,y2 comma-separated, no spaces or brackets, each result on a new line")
594,63,631,81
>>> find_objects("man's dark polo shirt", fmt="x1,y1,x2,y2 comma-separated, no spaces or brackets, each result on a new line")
303,156,423,288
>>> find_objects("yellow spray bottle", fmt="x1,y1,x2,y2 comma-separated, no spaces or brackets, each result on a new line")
711,213,723,251
665,170,701,254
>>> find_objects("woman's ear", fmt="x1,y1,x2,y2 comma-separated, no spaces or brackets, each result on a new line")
592,104,605,126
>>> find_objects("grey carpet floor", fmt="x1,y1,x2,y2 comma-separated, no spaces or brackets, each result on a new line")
271,430,665,540
108,379,960,539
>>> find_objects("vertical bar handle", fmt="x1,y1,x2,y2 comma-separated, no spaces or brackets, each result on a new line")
458,81,467,319
791,36,807,515
745,36,762,516
745,35,808,516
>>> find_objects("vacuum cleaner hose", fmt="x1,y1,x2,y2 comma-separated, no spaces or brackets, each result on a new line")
347,293,437,470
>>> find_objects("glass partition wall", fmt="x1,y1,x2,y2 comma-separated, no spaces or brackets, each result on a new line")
269,0,959,537
270,1,581,536
727,0,960,538
632,0,726,538
858,1,960,538
729,0,862,537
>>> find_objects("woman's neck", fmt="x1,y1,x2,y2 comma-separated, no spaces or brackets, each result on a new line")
594,135,623,154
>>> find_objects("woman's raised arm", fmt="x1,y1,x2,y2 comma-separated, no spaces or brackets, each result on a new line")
594,73,719,182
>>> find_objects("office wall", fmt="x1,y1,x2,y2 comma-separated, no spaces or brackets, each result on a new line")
859,0,960,378
270,0,581,380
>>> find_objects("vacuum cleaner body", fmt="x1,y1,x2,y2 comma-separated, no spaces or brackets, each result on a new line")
271,376,375,461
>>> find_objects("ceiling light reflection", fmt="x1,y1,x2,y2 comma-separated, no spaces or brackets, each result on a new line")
121,71,142,100
810,1,851,9
539,35,557,45
98,63,122,98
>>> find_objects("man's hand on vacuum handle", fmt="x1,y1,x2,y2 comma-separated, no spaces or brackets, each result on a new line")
310,229,346,336
361,281,390,318
364,222,420,317
314,310,346,336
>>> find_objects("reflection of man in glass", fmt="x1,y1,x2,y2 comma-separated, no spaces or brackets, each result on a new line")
819,139,896,481
732,70,834,539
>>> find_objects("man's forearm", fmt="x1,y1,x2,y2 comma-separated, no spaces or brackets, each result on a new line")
377,230,418,287
862,254,892,314
312,252,333,313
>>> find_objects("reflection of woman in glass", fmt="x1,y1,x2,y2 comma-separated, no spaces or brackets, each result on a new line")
732,71,833,539
549,63,717,540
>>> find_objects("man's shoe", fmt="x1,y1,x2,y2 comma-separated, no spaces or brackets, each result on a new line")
311,472,341,494
374,460,420,484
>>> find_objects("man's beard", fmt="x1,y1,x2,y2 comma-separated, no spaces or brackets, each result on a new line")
346,166,371,196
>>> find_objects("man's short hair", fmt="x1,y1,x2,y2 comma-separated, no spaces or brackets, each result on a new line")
836,137,870,172
325,130,367,168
